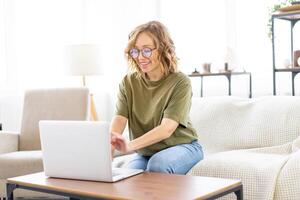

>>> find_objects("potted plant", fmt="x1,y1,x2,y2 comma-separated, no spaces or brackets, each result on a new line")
267,0,297,39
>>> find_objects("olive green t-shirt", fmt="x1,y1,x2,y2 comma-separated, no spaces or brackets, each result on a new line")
115,72,198,156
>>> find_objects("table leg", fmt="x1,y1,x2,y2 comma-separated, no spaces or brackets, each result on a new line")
225,75,231,96
6,183,17,200
292,72,297,96
249,73,252,98
200,76,203,97
228,76,231,95
234,185,243,200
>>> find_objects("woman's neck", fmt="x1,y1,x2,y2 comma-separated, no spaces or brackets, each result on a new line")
146,73,164,81
146,69,164,81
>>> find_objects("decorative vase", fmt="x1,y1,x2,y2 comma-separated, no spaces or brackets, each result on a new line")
294,50,300,67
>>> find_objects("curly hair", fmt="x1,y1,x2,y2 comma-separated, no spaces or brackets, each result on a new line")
125,21,178,76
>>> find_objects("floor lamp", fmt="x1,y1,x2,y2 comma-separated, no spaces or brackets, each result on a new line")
65,44,102,121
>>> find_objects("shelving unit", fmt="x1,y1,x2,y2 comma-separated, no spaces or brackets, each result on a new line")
272,10,300,95
189,71,252,98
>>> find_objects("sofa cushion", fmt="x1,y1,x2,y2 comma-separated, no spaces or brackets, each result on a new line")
190,96,300,154
0,151,43,179
188,144,291,200
19,88,89,151
274,150,300,200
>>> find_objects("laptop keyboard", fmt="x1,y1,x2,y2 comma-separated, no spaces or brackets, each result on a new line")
112,167,141,177
112,172,122,176
112,169,125,176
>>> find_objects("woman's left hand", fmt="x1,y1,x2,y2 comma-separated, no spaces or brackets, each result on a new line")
111,132,131,154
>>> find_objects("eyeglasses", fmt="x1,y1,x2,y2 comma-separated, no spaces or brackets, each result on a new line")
129,47,156,58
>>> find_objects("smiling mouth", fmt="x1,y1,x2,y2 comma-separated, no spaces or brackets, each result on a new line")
139,61,151,68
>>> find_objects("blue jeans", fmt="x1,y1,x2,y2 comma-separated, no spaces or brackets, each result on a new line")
125,140,203,174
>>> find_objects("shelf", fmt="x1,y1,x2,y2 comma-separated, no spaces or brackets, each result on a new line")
188,71,250,77
273,10,300,20
272,10,300,95
189,71,252,98
275,68,300,72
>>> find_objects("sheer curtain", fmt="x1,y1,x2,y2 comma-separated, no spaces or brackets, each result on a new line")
1,0,295,97
234,0,274,96
8,0,84,90
0,0,7,90
0,0,227,95
83,0,159,94
0,0,159,93
160,0,227,74
161,0,233,96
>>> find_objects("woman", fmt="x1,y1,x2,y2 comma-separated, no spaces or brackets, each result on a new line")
110,21,203,174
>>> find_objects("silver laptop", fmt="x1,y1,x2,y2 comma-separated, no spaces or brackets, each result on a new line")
39,120,143,182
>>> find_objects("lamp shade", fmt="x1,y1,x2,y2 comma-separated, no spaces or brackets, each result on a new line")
65,44,102,76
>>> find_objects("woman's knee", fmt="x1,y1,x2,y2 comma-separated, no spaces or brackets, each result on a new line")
125,154,148,170
146,157,172,173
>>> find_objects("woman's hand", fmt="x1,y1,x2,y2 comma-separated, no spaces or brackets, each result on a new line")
111,132,131,154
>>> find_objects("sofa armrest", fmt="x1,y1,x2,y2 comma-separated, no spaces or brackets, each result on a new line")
274,150,300,199
0,131,19,154
292,136,300,152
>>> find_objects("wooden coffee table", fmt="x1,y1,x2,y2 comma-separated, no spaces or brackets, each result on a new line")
7,172,243,200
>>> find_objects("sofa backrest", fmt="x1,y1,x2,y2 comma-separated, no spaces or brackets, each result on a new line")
190,96,300,154
19,88,89,151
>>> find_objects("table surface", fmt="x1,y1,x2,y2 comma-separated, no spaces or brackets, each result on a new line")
7,172,241,200
188,71,251,77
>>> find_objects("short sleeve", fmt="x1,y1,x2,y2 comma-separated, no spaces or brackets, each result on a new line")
163,77,192,128
115,78,129,118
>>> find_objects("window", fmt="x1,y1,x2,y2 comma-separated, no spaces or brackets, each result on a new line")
160,0,227,74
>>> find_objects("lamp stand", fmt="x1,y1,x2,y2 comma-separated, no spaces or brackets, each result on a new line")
90,93,99,121
82,75,99,121
82,76,86,87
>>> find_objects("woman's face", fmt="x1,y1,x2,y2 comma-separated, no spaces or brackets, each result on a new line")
132,32,161,76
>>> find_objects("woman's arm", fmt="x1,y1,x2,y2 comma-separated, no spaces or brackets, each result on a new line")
110,115,127,156
110,115,128,135
111,118,178,154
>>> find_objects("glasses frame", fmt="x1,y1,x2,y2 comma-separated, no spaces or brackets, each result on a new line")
129,47,157,59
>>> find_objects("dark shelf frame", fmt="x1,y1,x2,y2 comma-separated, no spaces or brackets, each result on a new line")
272,10,300,95
189,72,252,98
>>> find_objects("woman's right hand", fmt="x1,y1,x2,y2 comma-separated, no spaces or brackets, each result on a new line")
109,115,128,159
111,132,131,154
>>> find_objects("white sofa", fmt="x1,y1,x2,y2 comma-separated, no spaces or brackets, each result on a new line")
114,96,300,200
187,96,300,200
1,95,300,199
